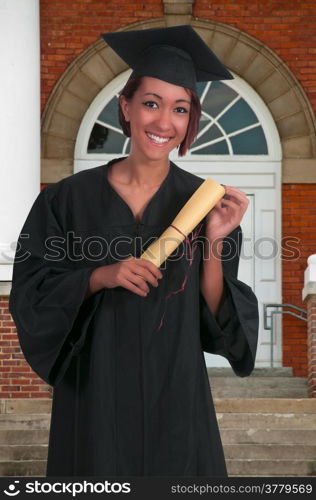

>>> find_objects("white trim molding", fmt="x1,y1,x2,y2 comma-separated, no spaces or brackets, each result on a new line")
303,254,316,300
0,0,41,281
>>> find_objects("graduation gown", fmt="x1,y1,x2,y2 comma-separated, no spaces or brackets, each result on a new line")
9,158,259,476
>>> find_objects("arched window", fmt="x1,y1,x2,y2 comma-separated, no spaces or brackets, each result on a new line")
192,81,268,155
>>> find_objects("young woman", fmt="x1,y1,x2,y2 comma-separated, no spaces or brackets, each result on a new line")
9,26,259,476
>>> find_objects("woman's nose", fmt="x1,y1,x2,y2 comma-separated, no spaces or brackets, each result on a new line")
154,109,172,131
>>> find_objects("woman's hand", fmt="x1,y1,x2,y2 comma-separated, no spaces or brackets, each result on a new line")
86,257,163,298
205,185,249,242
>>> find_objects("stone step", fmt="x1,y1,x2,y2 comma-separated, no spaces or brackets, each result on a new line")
212,388,308,398
0,458,314,478
208,367,294,377
4,443,313,462
0,399,52,414
0,460,47,477
2,396,313,412
221,429,316,445
0,445,48,461
226,459,316,477
209,376,307,388
3,443,312,463
213,398,316,413
0,414,50,431
0,430,49,445
209,377,308,398
2,398,315,415
216,412,316,429
2,439,314,465
0,397,315,478
1,393,312,415
223,443,316,460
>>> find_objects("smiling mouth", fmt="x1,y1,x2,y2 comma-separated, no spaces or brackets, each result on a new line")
146,132,172,144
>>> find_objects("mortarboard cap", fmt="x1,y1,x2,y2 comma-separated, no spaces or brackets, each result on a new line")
101,25,233,92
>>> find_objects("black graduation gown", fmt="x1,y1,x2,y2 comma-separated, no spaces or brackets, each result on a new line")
9,158,259,476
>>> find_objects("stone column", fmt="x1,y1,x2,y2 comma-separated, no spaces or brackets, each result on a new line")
162,0,194,25
0,0,40,291
302,254,316,398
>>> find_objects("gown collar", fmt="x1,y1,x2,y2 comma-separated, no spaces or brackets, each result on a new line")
103,157,174,226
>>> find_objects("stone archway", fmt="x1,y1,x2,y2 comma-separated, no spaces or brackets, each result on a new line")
41,17,316,183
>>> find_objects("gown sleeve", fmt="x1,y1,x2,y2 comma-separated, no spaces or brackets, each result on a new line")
199,225,259,377
9,184,101,387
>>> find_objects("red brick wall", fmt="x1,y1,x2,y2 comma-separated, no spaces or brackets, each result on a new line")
40,0,163,111
40,0,316,113
306,296,316,397
0,298,51,398
282,184,316,377
193,0,316,112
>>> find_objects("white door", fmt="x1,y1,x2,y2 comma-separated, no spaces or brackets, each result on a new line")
177,161,282,368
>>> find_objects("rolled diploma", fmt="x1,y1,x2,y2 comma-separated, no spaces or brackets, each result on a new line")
140,178,225,268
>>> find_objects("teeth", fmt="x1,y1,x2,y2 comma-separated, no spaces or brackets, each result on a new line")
147,133,170,144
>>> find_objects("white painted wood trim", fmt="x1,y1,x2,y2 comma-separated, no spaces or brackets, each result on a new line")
0,0,40,281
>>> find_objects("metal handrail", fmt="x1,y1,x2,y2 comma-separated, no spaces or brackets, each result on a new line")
263,303,307,367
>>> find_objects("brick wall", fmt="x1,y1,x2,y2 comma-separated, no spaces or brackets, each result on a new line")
0,297,51,398
193,0,316,112
306,295,316,397
40,0,316,114
2,0,316,396
282,184,316,377
40,0,163,111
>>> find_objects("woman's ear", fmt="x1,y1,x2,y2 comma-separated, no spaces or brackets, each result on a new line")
119,95,130,122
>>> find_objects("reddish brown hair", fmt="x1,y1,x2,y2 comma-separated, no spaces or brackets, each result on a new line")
118,77,201,156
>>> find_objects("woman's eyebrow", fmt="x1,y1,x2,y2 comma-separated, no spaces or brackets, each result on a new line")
143,92,191,105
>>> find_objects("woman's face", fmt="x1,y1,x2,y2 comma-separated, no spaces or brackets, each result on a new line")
120,76,191,163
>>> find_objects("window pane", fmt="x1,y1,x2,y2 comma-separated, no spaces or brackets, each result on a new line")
87,124,126,154
191,124,222,149
219,98,259,133
196,81,207,99
203,81,238,117
97,95,120,129
231,126,268,154
192,139,229,155
199,111,209,127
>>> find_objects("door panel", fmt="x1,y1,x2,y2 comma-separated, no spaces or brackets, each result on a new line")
179,161,282,368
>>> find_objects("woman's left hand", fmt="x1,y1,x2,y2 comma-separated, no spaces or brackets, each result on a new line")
205,185,249,242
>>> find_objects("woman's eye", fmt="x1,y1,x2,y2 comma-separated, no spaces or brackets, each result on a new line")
175,107,189,114
143,101,158,109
